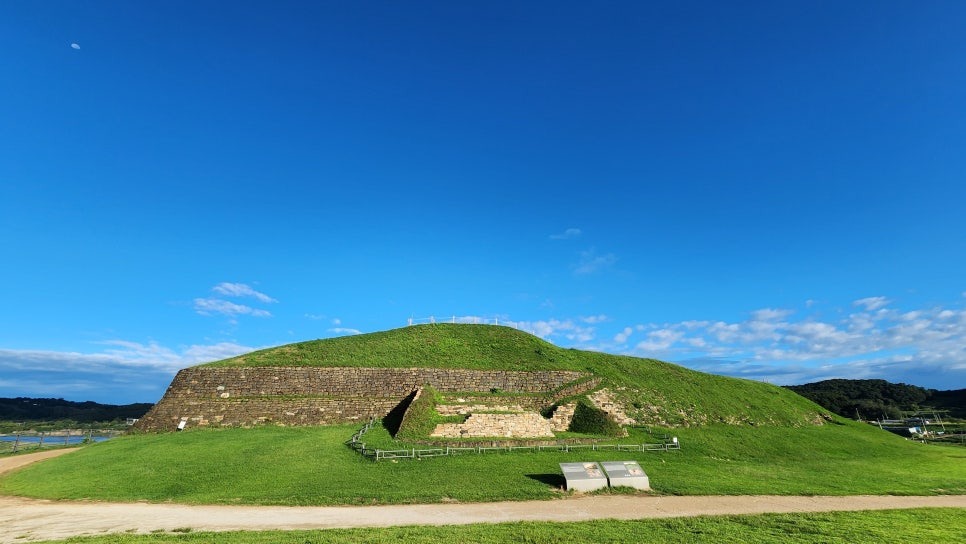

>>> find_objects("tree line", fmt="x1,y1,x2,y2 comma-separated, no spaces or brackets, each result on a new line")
0,397,153,424
785,379,965,420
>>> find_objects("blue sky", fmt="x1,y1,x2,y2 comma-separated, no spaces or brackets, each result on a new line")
2,1,965,404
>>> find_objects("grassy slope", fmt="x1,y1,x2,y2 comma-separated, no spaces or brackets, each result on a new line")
24,509,966,544
5,325,963,507
204,324,828,427
2,420,964,505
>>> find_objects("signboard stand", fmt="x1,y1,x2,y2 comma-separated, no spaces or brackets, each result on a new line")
559,462,608,492
601,461,650,490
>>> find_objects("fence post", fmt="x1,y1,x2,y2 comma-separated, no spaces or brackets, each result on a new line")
64,430,70,446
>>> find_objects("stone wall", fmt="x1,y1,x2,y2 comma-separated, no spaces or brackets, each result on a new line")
431,413,554,438
549,403,577,432
135,367,589,432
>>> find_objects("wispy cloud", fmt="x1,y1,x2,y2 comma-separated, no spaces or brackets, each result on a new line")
327,327,362,336
194,298,271,318
581,314,609,324
614,327,634,344
612,295,966,388
574,249,617,275
212,282,277,303
853,296,890,311
550,228,582,240
513,318,598,344
195,282,276,319
0,340,257,403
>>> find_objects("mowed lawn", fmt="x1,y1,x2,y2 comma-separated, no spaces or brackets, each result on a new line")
1,420,964,505
23,509,966,544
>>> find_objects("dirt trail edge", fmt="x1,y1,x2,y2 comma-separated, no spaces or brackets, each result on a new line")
2,453,964,543
0,448,77,475
3,494,964,542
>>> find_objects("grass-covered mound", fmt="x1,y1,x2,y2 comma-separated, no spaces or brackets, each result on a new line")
201,324,829,428
2,420,964,505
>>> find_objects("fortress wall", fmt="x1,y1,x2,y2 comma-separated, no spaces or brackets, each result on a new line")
135,367,587,432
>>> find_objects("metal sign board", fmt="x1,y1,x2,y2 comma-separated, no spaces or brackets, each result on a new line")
601,460,650,490
559,462,608,492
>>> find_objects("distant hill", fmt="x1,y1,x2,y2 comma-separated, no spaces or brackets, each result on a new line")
785,379,966,420
199,323,832,428
0,397,153,423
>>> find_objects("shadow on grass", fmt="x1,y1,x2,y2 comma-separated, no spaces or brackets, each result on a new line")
527,473,565,489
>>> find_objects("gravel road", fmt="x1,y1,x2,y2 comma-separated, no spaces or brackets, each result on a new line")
3,449,964,543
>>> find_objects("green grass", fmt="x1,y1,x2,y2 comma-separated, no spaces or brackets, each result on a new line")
24,509,966,544
2,420,964,505
201,324,831,428
394,386,440,441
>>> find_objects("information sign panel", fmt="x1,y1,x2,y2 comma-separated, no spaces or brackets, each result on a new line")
601,460,650,490
559,462,608,492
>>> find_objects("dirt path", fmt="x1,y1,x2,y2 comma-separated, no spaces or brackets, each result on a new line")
0,448,77,475
2,451,964,543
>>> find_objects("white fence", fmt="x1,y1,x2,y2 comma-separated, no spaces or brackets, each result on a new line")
407,316,536,334
347,418,681,462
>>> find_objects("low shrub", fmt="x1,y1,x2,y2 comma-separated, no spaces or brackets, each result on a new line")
568,398,624,436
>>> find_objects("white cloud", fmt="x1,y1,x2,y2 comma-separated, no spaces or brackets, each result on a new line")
614,327,634,344
212,282,277,303
635,328,685,352
328,328,362,336
614,297,966,388
0,340,257,403
194,298,271,318
304,313,325,320
574,249,617,275
681,354,965,389
70,43,80,50
513,318,597,344
750,308,793,321
581,314,609,324
550,228,582,240
194,283,275,320
332,318,342,325
853,296,890,311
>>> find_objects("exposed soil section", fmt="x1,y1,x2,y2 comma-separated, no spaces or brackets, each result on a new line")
2,450,964,543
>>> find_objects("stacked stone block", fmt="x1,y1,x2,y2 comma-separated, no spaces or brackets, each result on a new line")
135,367,589,432
431,413,555,438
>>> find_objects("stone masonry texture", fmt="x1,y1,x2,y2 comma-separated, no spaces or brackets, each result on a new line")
135,367,588,432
